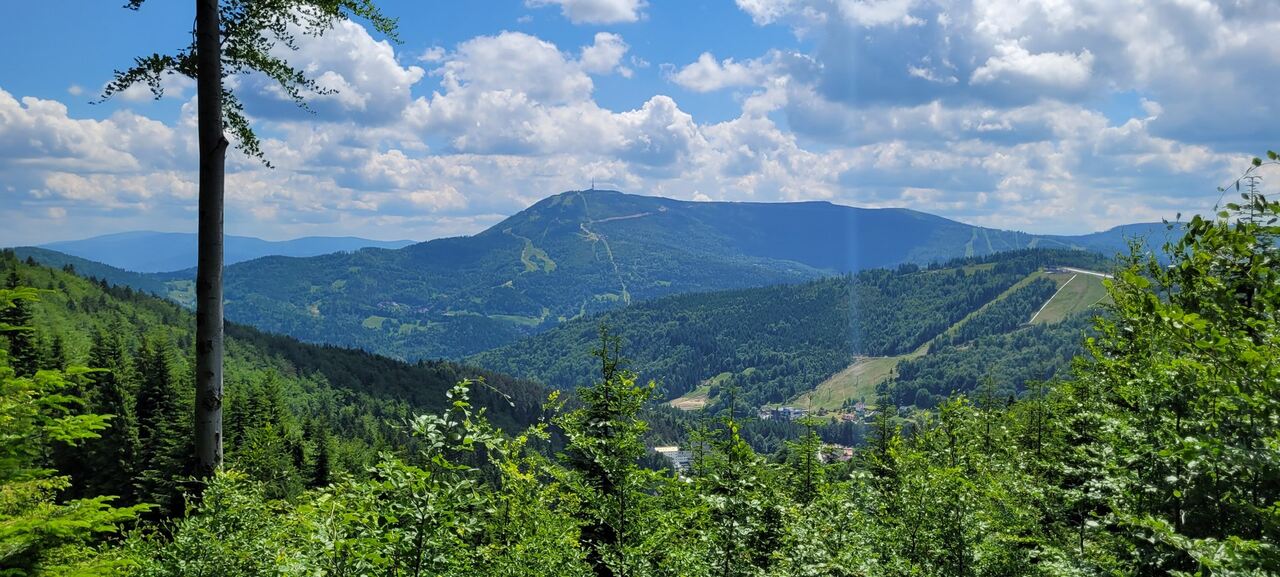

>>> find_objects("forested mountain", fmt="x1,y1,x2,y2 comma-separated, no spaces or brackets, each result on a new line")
0,249,549,513
192,190,1161,360
885,311,1094,408
10,247,171,296
9,231,1120,417
8,198,1275,577
470,249,1113,409
878,269,1105,408
1040,221,1182,255
39,231,416,273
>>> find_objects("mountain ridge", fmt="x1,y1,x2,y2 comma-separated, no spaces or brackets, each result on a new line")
14,190,1175,362
202,189,1167,361
39,231,417,273
467,248,1113,409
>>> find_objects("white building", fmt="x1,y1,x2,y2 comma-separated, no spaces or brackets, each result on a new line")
653,446,692,472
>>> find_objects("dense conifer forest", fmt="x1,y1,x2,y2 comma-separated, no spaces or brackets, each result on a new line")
171,190,1155,361
470,249,1111,408
0,249,552,517
3,193,1277,576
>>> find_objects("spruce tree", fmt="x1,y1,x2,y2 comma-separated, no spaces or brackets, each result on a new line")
305,418,332,488
312,432,332,488
0,270,38,377
40,334,67,372
699,399,783,577
786,416,824,504
78,331,139,504
133,336,188,516
0,288,148,574
867,391,900,485
557,326,654,577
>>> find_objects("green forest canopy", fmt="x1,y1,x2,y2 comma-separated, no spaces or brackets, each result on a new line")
2,190,1277,575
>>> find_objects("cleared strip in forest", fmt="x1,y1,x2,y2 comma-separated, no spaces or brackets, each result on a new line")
964,229,978,257
593,211,653,223
789,351,922,412
934,270,1044,343
1028,274,1077,324
1030,272,1110,324
789,268,1047,412
578,192,632,304
1060,266,1113,279
788,264,1091,411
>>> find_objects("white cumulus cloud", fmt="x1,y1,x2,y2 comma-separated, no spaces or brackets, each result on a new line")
668,52,778,93
6,3,1278,245
579,32,632,77
242,17,425,123
971,42,1094,89
525,0,647,24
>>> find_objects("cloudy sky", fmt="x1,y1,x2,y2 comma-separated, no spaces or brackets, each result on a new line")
2,0,1276,245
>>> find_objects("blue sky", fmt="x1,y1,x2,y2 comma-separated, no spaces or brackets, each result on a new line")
1,0,1277,245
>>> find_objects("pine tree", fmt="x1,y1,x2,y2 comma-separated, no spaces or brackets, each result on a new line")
305,418,332,488
78,331,139,504
40,334,67,372
0,270,39,377
133,336,188,516
557,326,654,577
786,416,824,504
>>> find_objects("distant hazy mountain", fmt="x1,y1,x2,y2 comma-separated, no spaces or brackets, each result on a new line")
39,231,416,273
10,246,171,296
1042,222,1182,255
202,189,1168,360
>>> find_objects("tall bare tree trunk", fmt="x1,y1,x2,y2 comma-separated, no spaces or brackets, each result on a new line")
194,0,226,478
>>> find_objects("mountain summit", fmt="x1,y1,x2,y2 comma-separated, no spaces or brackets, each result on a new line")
207,190,1167,360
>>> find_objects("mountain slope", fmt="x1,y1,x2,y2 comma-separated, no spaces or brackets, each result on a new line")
1040,222,1181,256
11,246,171,296
0,248,549,438
467,249,1113,409
204,190,1154,360
39,231,416,273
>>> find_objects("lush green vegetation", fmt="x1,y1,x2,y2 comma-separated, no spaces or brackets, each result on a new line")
11,248,170,296
471,249,1111,409
2,192,1273,576
941,276,1058,346
0,250,552,523
123,190,1154,361
787,273,1095,413
886,311,1094,408
791,354,914,412
1029,272,1110,324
